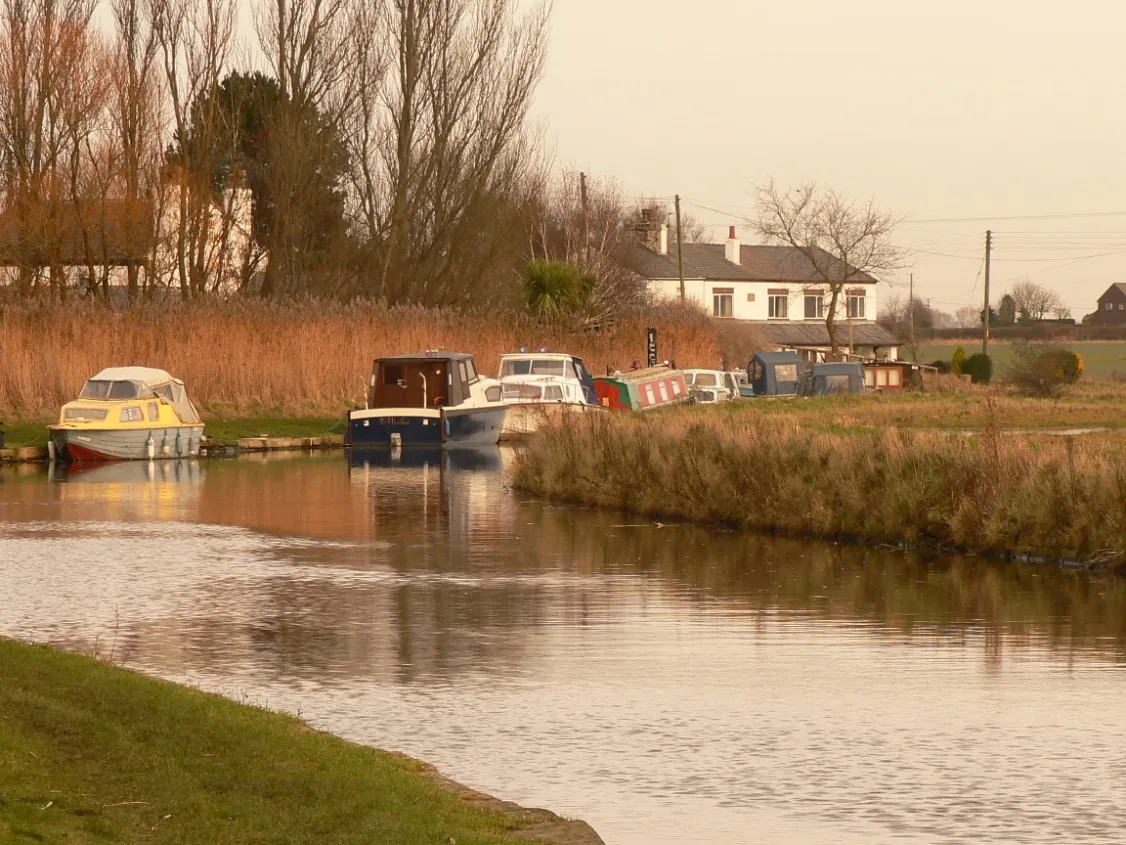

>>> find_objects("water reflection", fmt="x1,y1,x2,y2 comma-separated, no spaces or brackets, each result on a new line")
2,452,1126,844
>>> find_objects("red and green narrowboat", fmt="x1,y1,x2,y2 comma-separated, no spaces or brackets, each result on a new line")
593,365,690,411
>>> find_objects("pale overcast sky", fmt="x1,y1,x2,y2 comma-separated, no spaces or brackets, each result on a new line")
534,0,1126,317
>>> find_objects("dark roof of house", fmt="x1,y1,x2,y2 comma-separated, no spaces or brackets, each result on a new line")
0,200,153,266
1100,283,1126,300
758,322,900,348
617,241,880,285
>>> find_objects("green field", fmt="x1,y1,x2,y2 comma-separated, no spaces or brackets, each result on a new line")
917,341,1126,380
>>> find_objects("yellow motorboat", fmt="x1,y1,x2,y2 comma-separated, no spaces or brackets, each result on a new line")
49,367,204,461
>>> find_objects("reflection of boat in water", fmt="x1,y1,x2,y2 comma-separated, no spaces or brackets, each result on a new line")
52,459,203,484
347,445,503,473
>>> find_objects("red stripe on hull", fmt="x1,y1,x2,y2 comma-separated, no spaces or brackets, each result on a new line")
65,442,121,462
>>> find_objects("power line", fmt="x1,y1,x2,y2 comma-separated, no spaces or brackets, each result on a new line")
906,210,1126,224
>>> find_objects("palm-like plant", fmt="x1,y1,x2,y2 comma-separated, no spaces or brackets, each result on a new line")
521,259,596,319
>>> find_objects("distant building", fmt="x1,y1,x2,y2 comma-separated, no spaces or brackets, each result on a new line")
617,224,899,361
1090,284,1126,325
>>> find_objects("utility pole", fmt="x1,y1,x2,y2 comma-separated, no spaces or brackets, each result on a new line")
579,172,589,268
675,194,685,301
909,272,916,363
983,229,992,357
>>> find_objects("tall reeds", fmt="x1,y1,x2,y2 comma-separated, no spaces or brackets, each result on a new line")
514,409,1126,567
0,300,730,417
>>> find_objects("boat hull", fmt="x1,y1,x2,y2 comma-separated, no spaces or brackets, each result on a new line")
500,402,600,438
49,426,204,462
347,405,507,448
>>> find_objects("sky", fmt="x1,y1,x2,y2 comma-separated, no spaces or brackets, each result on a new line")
532,0,1126,318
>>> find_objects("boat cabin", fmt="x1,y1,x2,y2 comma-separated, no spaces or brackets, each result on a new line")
367,352,501,410
498,352,597,404
594,365,690,411
683,369,741,403
801,362,866,395
747,352,804,396
864,360,924,392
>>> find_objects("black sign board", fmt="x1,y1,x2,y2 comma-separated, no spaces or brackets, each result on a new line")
647,327,658,367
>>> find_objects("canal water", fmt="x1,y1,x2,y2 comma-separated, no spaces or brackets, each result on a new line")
1,450,1125,844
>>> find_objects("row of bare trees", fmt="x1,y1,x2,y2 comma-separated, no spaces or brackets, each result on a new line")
0,0,552,304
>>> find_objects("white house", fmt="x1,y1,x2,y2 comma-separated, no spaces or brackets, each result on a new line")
620,225,899,361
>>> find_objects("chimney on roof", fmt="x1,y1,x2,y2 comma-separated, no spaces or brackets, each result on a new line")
658,223,668,255
725,225,740,265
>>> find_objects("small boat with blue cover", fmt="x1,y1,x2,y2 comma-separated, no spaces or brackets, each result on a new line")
346,352,508,448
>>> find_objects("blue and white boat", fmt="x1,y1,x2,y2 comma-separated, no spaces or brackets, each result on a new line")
346,352,508,448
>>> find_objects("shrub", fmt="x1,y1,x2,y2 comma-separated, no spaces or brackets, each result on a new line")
951,346,967,374
1007,343,1081,397
929,359,951,375
962,353,993,385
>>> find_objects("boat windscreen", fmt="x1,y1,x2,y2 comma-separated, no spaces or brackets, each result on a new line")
78,380,112,399
694,373,718,386
773,364,799,382
501,359,567,377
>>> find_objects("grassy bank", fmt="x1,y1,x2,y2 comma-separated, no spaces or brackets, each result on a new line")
0,637,595,844
514,405,1126,567
0,300,741,418
0,415,344,448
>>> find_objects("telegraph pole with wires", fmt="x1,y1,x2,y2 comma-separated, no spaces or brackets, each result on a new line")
983,230,992,356
579,172,590,268
909,272,916,362
675,194,686,301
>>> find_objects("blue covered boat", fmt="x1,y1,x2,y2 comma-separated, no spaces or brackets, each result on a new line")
346,352,508,448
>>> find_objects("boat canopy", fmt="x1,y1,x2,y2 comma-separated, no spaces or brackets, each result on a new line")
79,367,202,424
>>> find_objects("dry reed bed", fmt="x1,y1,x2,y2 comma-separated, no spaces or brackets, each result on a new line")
0,301,723,417
514,410,1126,567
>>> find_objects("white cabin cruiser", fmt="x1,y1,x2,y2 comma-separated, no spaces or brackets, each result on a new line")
497,351,600,437
682,369,742,403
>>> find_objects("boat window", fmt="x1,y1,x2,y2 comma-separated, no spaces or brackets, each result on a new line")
154,384,174,402
119,406,145,422
465,359,479,383
485,385,502,402
79,380,112,399
774,363,799,382
64,407,108,421
148,402,160,421
565,361,578,380
108,381,140,399
531,360,566,376
658,382,670,402
501,359,532,376
820,375,851,394
545,385,564,401
458,361,469,385
383,364,405,386
503,383,543,400
694,373,718,386
644,385,656,404
672,380,682,396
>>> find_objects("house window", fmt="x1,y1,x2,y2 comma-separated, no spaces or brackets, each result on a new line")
713,288,734,318
848,293,866,319
1120,303,1125,311
804,294,824,319
1105,302,1114,311
769,295,788,319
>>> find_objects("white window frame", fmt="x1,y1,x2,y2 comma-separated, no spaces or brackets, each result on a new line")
712,288,734,318
769,294,788,319
848,293,866,320
804,294,824,320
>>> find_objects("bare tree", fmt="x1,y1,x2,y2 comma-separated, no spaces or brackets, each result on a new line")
1008,278,1067,323
341,0,550,305
752,180,905,358
0,0,98,297
150,0,238,298
111,0,163,299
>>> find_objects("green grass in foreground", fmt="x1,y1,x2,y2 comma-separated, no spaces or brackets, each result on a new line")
0,638,524,844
